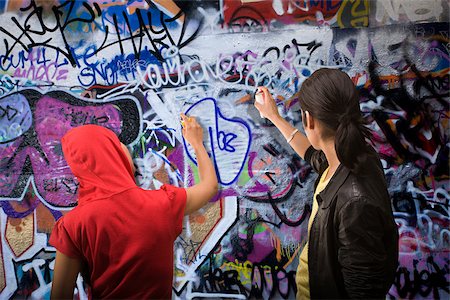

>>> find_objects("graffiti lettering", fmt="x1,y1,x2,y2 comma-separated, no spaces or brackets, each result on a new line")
193,258,297,299
0,0,202,67
61,107,109,127
393,256,449,298
43,177,79,195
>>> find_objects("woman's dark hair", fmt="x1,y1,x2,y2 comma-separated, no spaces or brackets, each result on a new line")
297,68,373,174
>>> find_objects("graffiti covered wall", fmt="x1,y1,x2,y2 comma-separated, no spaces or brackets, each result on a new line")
0,0,448,299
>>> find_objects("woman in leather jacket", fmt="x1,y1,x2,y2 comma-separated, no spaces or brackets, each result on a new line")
254,68,399,299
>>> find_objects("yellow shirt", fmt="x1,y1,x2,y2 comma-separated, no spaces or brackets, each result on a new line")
296,168,330,299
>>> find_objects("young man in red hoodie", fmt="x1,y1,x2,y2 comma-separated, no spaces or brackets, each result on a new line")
50,114,218,299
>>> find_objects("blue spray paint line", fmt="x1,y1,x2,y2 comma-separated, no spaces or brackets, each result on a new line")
0,0,7,14
183,97,252,186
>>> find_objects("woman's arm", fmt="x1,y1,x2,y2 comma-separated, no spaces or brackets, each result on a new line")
51,251,82,299
254,87,311,159
181,114,219,215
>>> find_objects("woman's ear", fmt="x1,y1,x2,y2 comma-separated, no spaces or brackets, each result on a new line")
305,111,314,130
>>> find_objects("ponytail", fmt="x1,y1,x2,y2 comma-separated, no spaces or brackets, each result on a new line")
335,113,373,175
297,68,375,175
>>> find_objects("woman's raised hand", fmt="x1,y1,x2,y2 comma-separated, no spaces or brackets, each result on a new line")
254,86,281,121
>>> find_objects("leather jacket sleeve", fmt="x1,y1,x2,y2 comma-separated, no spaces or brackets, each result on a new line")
337,196,391,298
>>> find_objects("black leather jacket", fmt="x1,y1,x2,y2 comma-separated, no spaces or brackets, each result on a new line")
304,146,399,299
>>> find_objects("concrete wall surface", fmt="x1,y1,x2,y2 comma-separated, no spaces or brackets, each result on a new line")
0,0,448,299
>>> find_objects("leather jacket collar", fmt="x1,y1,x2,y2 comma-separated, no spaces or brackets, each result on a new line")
316,164,351,209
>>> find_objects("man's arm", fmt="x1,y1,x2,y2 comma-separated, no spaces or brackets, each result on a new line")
51,251,82,299
181,114,218,215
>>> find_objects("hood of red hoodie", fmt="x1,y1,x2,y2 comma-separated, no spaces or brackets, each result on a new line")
61,124,136,205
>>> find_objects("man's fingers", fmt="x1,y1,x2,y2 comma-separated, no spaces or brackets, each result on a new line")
181,114,192,129
180,113,192,125
181,114,197,123
181,114,203,137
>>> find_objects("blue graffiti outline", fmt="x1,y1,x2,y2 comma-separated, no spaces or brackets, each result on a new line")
183,97,251,186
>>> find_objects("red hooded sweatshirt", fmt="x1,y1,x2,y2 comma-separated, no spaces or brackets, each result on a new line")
49,125,186,299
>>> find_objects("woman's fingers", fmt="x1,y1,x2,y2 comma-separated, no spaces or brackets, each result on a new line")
260,87,273,103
